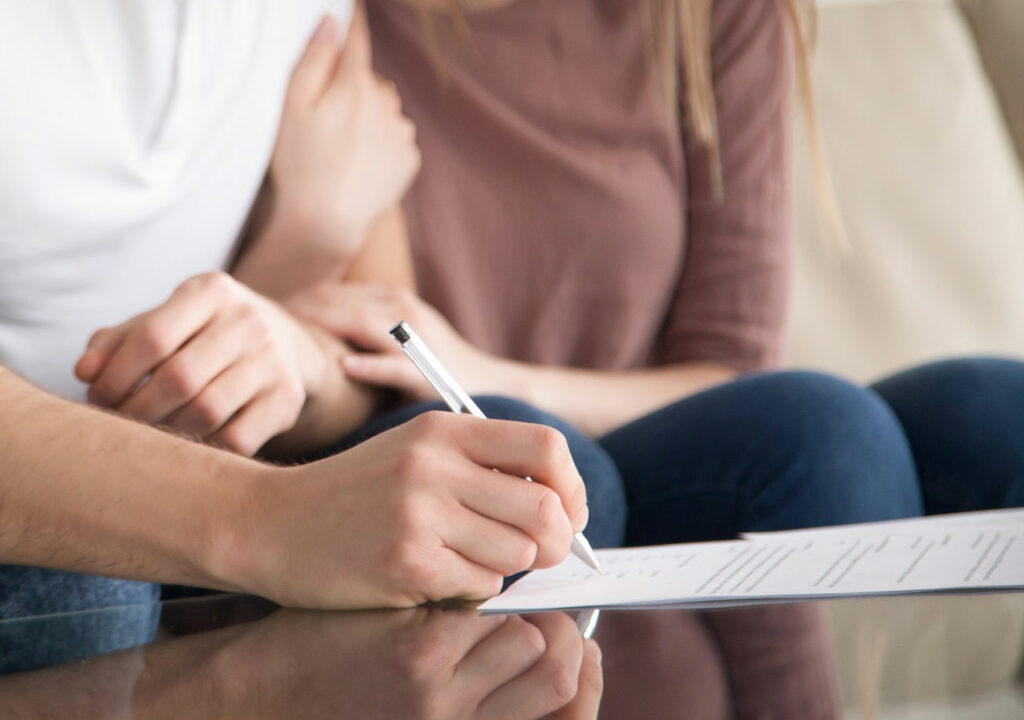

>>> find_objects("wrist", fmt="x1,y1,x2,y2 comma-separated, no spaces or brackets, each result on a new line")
269,192,367,264
203,460,286,597
492,356,542,408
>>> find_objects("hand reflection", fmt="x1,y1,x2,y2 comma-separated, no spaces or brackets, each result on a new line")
0,606,602,720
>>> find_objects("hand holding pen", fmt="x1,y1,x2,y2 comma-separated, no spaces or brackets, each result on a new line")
390,321,604,575
390,322,603,638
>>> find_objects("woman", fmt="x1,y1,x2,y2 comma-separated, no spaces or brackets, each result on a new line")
287,0,1024,551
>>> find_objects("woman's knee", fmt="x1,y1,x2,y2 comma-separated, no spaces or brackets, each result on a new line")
473,396,627,547
872,357,1024,511
728,372,923,528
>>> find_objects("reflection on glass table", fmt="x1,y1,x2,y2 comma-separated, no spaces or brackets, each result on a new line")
1,592,1024,718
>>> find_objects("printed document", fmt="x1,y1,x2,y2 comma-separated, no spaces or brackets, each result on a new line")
480,509,1024,612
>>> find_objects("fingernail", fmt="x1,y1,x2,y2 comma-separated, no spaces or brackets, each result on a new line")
313,15,336,42
341,355,361,372
585,639,602,665
573,505,590,534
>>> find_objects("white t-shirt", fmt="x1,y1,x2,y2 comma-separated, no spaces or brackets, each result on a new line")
0,1,350,401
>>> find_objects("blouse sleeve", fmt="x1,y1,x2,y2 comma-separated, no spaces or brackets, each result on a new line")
656,0,793,372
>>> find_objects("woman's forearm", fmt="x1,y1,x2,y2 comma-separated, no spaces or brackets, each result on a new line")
501,361,737,438
234,203,412,302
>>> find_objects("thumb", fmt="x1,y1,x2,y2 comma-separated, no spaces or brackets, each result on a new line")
286,14,341,109
335,0,372,86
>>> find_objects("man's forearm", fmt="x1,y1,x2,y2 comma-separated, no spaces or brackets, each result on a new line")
0,366,260,589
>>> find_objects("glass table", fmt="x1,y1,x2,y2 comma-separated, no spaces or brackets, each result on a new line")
1,591,1022,718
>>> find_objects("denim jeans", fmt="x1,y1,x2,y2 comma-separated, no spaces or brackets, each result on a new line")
335,358,1024,548
0,568,159,673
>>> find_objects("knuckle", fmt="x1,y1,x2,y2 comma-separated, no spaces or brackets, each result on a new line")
159,361,200,399
277,378,306,414
391,634,440,680
546,661,580,707
190,393,226,431
517,620,548,657
390,541,438,595
138,323,173,359
194,271,237,299
395,444,435,486
507,538,539,575
410,411,449,441
535,426,571,467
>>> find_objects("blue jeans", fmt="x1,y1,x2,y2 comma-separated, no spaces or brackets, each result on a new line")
0,568,159,673
337,358,1024,548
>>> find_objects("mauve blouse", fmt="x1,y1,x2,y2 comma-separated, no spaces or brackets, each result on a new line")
368,0,792,372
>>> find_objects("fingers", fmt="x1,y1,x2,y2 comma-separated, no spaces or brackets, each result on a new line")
450,416,589,536
75,323,133,383
288,283,391,349
478,612,585,719
547,640,603,720
207,381,304,457
342,353,426,393
451,615,547,705
440,505,539,577
455,471,573,570
286,14,341,109
431,548,505,602
163,354,273,439
116,310,253,423
86,284,221,407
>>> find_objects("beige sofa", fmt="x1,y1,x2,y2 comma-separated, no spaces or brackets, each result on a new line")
787,0,1024,715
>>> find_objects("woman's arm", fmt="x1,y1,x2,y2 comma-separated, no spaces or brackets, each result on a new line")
296,0,793,438
287,283,736,437
232,9,418,301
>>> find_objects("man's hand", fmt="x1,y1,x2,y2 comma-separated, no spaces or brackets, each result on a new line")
232,411,590,609
75,272,329,457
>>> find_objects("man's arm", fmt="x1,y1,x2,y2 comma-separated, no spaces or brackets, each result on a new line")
0,365,587,608
0,364,251,587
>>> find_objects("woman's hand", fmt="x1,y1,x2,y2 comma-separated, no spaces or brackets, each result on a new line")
287,282,508,402
75,272,331,457
264,5,420,270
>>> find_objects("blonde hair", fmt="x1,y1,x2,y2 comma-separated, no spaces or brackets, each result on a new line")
658,0,845,244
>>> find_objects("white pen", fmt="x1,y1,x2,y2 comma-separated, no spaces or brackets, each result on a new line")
389,321,604,575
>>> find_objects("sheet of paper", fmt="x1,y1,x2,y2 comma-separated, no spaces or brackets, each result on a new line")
480,509,1024,612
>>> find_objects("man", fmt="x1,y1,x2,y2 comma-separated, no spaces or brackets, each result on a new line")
0,1,587,620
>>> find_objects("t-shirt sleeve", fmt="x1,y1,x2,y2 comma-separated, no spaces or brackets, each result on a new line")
656,0,793,372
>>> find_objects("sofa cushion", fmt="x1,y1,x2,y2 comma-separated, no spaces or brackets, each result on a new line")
959,0,1024,163
787,0,1024,383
